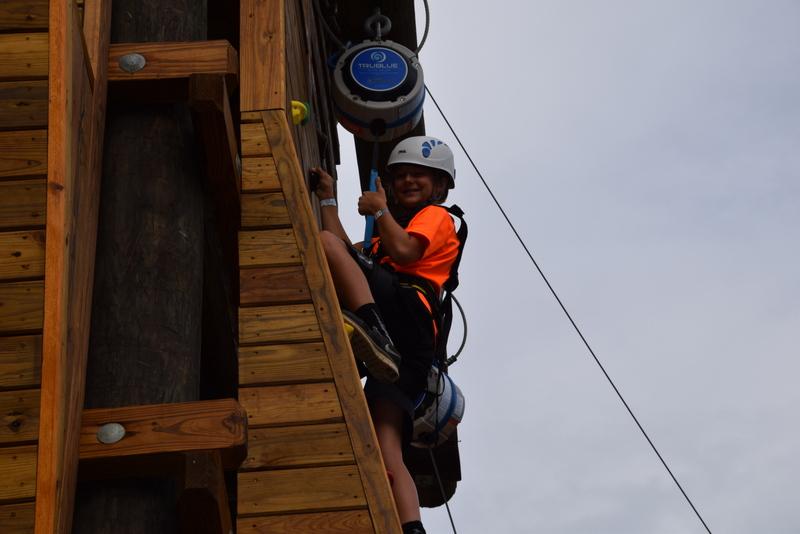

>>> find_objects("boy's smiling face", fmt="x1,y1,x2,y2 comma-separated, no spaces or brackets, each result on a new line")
389,164,443,208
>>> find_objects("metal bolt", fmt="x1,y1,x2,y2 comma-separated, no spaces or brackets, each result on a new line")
119,53,146,74
97,422,126,444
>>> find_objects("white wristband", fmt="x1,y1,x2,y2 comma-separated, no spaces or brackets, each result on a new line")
319,198,337,207
374,208,386,220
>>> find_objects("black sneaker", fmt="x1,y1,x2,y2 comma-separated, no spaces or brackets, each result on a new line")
342,309,401,383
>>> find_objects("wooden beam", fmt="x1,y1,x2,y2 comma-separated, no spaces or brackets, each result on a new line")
177,451,232,534
0,33,48,81
238,510,373,534
0,335,41,390
261,109,401,532
240,0,285,111
0,230,45,281
238,465,366,516
35,0,111,532
79,398,246,468
0,81,49,131
108,40,238,82
189,73,241,272
0,1,48,32
0,132,47,179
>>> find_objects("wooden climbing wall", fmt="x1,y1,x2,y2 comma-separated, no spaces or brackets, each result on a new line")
0,2,49,531
236,108,401,533
237,1,401,531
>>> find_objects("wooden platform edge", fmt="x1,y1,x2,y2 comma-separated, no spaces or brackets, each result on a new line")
35,2,111,533
261,109,401,534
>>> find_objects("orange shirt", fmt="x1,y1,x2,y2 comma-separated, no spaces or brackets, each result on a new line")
372,205,460,293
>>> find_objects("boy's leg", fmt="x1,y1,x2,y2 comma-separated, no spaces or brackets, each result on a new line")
369,397,423,526
320,231,400,381
320,230,373,310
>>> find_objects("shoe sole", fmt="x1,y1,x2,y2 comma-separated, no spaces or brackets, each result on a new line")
343,315,399,383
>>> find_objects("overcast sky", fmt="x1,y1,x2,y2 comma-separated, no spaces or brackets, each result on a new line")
334,1,800,532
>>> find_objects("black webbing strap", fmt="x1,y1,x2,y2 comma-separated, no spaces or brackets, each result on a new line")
434,205,467,367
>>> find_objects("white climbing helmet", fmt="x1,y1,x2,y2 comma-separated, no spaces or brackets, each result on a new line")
387,136,455,189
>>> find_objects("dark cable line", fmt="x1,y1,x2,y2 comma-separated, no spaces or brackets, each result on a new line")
424,85,713,534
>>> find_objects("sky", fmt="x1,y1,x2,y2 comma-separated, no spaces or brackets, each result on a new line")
333,1,800,532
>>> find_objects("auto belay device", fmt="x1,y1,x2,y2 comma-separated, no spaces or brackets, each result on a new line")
411,365,465,448
332,39,425,143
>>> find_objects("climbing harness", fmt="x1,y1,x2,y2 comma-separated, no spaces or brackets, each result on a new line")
408,204,467,448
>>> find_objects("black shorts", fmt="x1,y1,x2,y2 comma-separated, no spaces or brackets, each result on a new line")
349,247,436,428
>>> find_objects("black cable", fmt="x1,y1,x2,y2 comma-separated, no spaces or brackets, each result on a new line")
313,0,346,50
415,0,431,54
445,294,467,367
424,85,713,534
429,377,458,534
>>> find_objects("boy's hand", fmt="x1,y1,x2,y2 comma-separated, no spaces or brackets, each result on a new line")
358,177,388,215
311,167,335,200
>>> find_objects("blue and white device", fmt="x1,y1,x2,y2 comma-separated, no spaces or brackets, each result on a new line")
333,40,425,142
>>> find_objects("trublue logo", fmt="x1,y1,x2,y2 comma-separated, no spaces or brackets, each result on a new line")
421,139,443,158
350,47,408,92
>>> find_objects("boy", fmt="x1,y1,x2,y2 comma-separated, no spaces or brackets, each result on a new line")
313,136,460,534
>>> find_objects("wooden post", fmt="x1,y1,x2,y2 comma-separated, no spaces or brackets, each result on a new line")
72,1,208,533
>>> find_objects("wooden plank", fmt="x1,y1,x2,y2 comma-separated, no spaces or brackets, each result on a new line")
243,423,354,469
0,180,46,230
79,399,246,467
240,0,285,112
238,465,365,516
0,502,35,534
239,303,320,344
241,192,291,228
0,81,48,131
0,131,47,179
35,0,111,531
262,110,401,532
238,342,331,385
242,157,280,192
0,1,48,32
241,122,271,156
0,34,48,81
238,510,373,534
0,281,43,334
239,229,301,268
0,388,39,444
108,40,238,82
0,335,41,389
240,383,342,427
0,445,36,501
0,231,45,281
240,265,310,306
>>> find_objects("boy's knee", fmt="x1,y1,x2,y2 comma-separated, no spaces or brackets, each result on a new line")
320,230,339,251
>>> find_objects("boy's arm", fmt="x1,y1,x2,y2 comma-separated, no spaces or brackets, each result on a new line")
312,167,351,245
359,178,425,264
